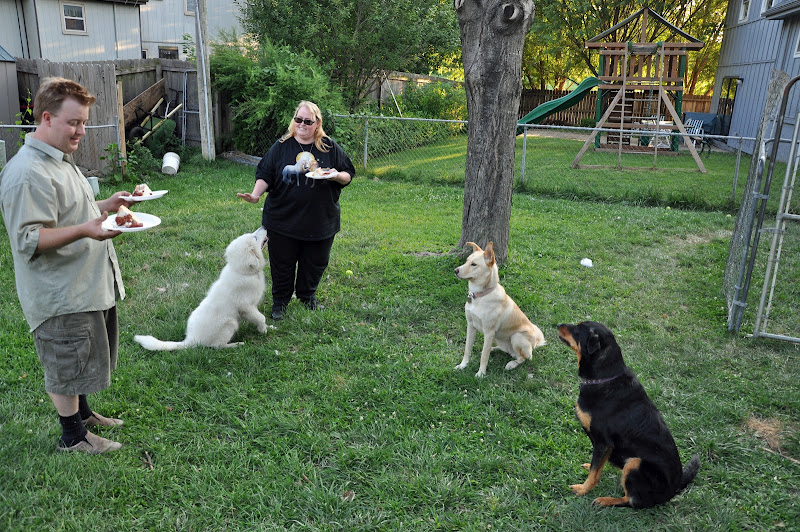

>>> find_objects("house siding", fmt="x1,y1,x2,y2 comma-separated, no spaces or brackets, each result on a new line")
31,0,142,61
140,0,243,60
712,0,800,155
0,1,27,57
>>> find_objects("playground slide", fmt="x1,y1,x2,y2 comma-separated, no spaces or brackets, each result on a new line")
516,76,600,134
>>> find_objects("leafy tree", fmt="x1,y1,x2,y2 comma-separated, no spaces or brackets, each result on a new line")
210,39,344,154
237,0,461,111
525,0,726,95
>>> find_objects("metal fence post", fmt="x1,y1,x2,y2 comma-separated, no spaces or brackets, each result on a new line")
732,136,744,203
363,119,369,169
520,125,527,185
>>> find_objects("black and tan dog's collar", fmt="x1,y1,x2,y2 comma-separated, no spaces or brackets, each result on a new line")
467,285,497,303
580,374,622,386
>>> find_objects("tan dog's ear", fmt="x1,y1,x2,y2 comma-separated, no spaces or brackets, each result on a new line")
484,241,495,266
466,241,482,252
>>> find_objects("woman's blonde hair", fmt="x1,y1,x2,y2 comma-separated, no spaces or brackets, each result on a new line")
33,77,96,124
280,100,330,152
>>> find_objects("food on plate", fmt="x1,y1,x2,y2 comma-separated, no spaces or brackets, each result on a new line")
133,183,153,196
115,205,143,228
309,167,336,178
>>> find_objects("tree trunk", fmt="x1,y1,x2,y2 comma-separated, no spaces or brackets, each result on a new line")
455,0,535,263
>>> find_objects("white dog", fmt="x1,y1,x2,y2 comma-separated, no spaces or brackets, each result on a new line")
134,228,269,351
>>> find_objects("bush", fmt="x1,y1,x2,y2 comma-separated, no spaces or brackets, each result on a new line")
211,39,345,155
393,81,467,121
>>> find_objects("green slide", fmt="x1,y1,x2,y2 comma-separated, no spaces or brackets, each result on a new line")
516,76,600,134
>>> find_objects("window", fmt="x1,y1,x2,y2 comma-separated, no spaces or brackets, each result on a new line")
795,29,800,57
185,0,196,15
159,47,179,60
762,0,774,14
718,77,742,136
739,0,751,22
61,2,87,35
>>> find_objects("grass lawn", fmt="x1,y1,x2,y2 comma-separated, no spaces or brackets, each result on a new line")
1,149,798,530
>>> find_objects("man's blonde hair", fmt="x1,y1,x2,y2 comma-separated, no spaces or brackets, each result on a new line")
33,77,96,124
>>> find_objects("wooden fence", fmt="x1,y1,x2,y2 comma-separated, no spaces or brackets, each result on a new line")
13,58,199,173
518,88,712,125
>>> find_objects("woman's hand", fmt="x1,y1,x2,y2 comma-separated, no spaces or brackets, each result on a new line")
237,192,261,203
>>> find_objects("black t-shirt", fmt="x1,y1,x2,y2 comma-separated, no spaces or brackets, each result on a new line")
255,136,355,241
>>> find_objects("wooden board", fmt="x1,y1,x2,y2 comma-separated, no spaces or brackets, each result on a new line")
122,78,165,129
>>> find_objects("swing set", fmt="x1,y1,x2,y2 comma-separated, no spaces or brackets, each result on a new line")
571,8,707,173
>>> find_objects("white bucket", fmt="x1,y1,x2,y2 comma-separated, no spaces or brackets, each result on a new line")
162,152,180,175
86,176,100,196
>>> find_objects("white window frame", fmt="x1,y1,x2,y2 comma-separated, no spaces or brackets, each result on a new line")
794,30,800,58
61,1,88,35
185,0,196,15
761,0,774,14
739,0,751,22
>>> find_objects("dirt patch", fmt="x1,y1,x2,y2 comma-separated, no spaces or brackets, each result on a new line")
745,416,800,464
668,229,732,249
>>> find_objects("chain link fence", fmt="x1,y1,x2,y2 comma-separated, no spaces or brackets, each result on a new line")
0,123,120,173
327,115,754,210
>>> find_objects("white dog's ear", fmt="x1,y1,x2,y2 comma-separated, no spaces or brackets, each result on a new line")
246,246,261,272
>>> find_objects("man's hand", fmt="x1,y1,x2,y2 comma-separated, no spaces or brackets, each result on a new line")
96,191,133,213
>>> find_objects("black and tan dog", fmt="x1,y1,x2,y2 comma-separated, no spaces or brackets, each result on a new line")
557,321,700,508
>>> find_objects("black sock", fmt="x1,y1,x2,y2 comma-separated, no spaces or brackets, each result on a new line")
59,412,88,447
78,395,93,420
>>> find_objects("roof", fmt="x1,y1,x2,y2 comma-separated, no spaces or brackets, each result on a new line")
94,0,149,5
587,7,702,44
0,44,15,62
763,0,800,20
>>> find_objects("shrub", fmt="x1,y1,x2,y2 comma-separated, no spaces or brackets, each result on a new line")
210,39,344,155
394,81,467,121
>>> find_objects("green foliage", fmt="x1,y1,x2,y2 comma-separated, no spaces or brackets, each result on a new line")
240,0,460,111
14,91,34,148
100,143,125,183
210,39,344,155
181,33,196,63
527,0,727,95
394,82,467,121
144,119,178,158
125,143,163,182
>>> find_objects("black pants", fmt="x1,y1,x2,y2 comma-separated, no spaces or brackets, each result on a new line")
267,231,335,308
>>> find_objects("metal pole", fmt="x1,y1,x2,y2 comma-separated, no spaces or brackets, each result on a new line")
363,119,369,169
520,125,527,185
731,136,743,203
753,99,800,338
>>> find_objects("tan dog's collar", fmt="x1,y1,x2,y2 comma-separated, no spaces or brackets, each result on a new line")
467,285,497,303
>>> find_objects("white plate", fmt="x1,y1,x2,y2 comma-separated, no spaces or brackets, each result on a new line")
102,212,162,232
305,171,336,180
120,190,169,201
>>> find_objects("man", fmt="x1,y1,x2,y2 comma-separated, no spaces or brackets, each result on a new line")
0,77,133,454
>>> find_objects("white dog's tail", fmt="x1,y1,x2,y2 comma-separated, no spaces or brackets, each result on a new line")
133,335,189,351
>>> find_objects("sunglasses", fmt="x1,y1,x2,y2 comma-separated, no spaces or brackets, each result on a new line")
294,116,317,126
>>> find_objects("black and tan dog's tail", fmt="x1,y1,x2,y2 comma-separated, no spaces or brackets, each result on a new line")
678,455,701,492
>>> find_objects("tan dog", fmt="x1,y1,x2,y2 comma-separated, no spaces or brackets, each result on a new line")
454,242,545,377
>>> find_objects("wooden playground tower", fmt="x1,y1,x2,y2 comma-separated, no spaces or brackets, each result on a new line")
571,8,706,172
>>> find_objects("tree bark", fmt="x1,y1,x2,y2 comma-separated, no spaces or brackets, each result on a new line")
455,0,535,263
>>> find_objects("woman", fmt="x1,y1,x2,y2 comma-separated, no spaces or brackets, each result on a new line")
238,101,355,320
